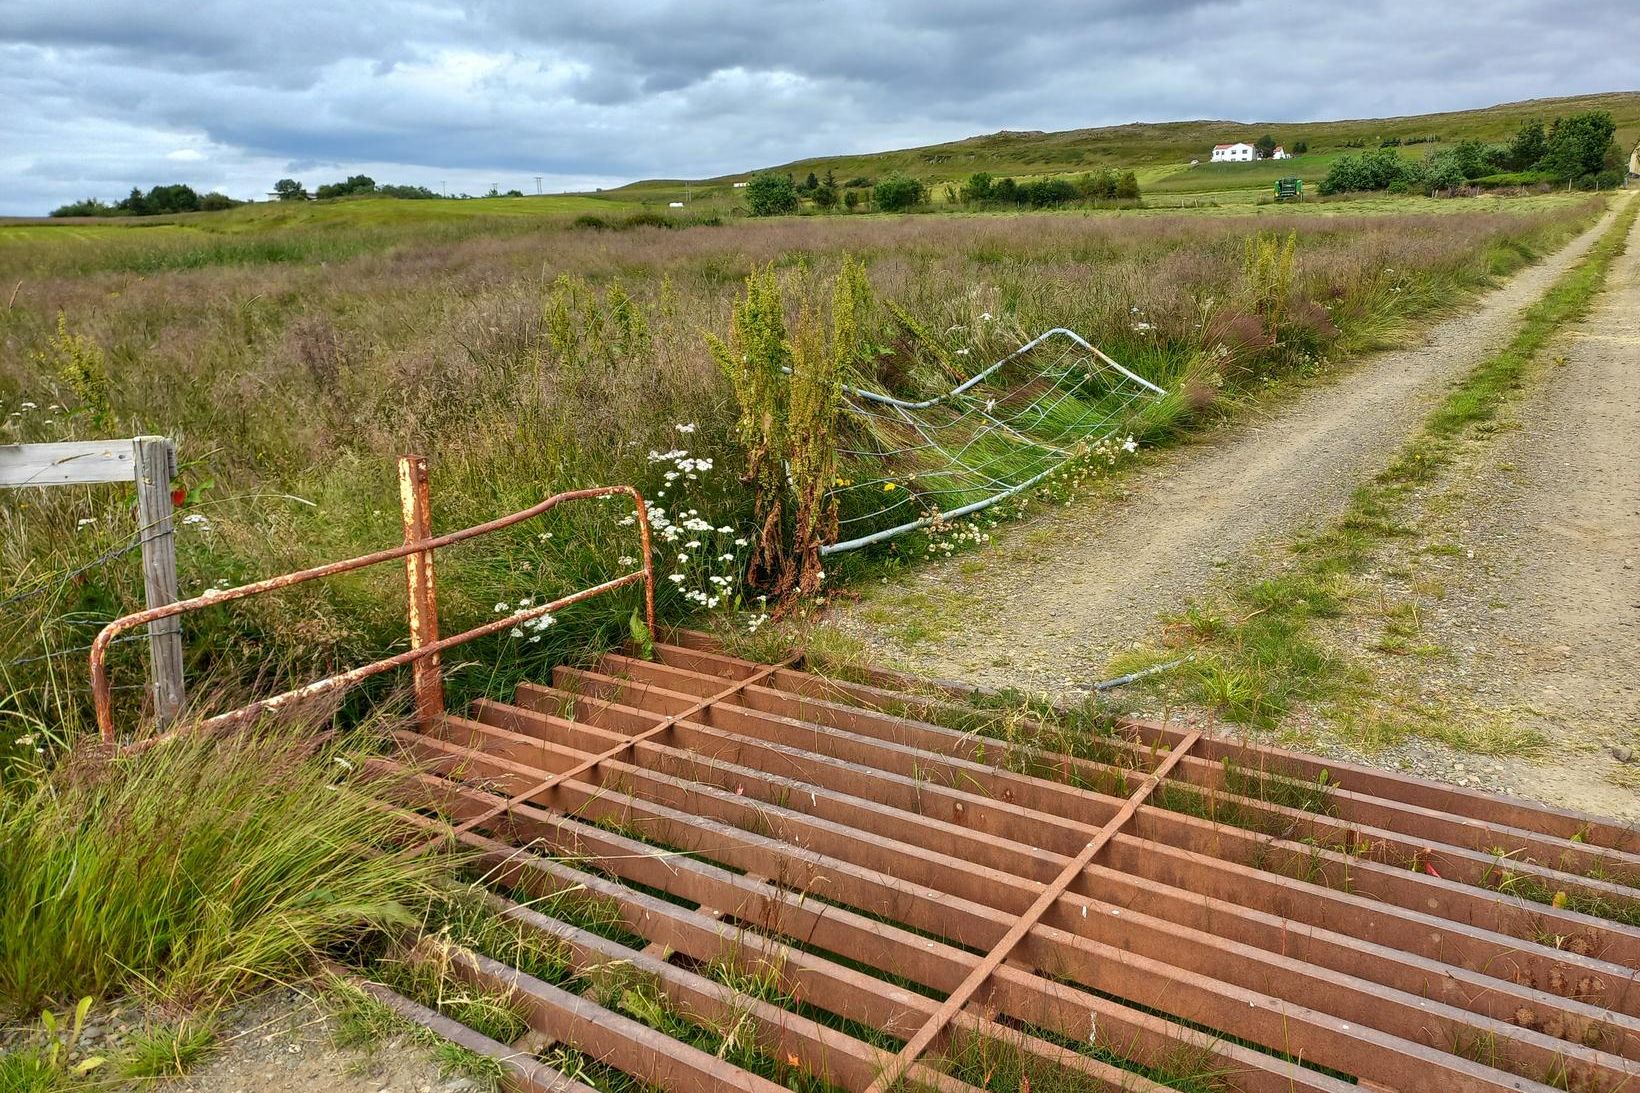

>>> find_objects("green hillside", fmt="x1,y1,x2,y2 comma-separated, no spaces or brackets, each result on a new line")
601,90,1640,203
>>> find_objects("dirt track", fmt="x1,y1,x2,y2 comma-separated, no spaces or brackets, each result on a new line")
1364,198,1640,817
836,200,1629,697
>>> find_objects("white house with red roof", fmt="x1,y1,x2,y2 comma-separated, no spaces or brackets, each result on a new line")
1210,142,1256,162
1210,141,1292,162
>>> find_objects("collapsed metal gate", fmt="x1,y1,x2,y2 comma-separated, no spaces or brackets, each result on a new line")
367,629,1640,1093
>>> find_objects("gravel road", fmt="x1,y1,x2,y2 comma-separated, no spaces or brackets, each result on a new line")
836,201,1628,699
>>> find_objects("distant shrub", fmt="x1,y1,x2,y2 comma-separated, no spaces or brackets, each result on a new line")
1416,149,1467,194
843,176,873,188
315,174,377,200
1115,171,1141,200
1020,178,1077,207
571,213,613,230
53,182,230,218
1541,111,1616,181
843,190,860,209
743,172,800,216
1292,140,1309,154
623,211,671,229
874,173,926,211
1471,170,1556,188
961,172,994,203
1508,121,1548,170
1075,169,1120,200
1319,148,1414,195
49,198,116,218
377,184,441,200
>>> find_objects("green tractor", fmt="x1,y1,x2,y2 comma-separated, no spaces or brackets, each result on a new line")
1273,177,1303,202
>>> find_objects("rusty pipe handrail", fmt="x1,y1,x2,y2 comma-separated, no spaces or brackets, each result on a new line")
90,484,656,743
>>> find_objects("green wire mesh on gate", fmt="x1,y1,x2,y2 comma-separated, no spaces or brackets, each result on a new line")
823,328,1166,555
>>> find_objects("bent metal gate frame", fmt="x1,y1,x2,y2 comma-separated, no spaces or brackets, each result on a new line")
88,465,1640,1093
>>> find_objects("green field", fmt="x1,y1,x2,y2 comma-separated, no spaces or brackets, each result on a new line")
599,90,1640,203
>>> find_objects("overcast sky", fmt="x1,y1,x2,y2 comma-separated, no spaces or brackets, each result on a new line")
2,0,1634,215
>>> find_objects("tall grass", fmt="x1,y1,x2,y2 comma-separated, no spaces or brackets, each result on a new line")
0,720,446,1016
0,197,1604,742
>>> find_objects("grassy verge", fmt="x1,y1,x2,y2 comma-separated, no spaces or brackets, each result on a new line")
0,718,445,1024
1127,196,1638,748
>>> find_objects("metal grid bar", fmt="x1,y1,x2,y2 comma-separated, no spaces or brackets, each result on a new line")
409,653,799,853
541,664,1640,1027
499,681,1640,1049
372,632,1640,1093
408,709,1635,1087
864,728,1203,1093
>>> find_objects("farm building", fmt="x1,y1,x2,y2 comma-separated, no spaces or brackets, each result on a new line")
1209,142,1291,162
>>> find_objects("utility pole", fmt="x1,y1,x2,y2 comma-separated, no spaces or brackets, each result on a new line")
535,176,543,195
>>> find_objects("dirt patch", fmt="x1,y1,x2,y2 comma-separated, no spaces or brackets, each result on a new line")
162,991,465,1093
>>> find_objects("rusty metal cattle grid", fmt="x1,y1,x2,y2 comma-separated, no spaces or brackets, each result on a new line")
368,629,1640,1093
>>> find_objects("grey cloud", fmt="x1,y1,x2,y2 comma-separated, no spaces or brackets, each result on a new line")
2,0,1637,214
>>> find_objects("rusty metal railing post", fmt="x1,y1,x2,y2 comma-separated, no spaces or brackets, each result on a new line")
399,455,444,730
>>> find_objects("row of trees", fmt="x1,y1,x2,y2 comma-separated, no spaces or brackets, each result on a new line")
743,166,1140,216
960,169,1139,206
743,171,926,215
51,184,242,218
1245,134,1308,159
273,176,467,201
1319,112,1627,196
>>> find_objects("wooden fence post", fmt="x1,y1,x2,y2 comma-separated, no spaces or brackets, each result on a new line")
132,436,185,724
399,455,444,730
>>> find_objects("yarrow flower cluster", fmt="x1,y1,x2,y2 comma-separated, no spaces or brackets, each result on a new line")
636,426,751,613
921,513,995,557
495,599,557,643
645,444,715,498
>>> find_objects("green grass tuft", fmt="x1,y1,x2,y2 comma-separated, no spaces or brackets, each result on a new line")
0,721,446,1016
117,1018,217,1078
